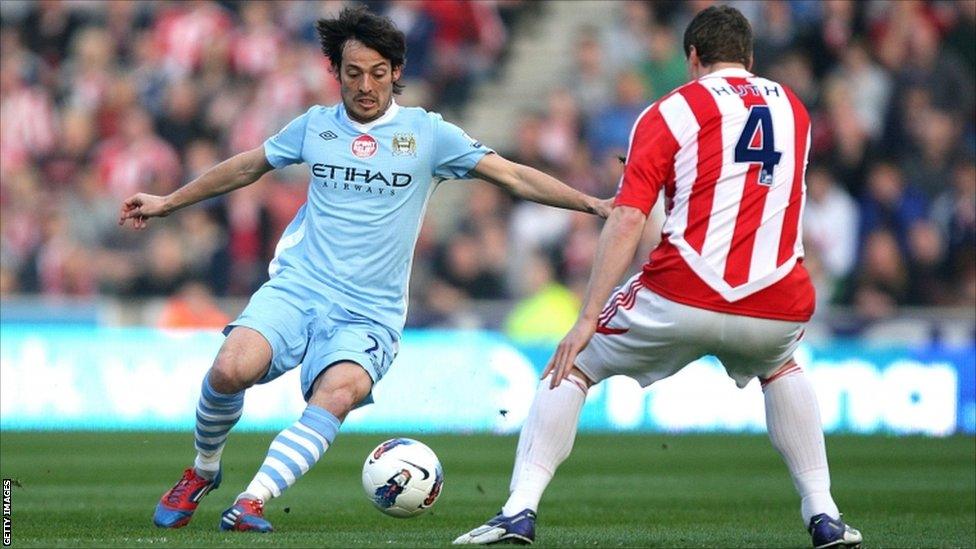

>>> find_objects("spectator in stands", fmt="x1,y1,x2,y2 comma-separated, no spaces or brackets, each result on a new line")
41,107,95,189
151,1,232,78
604,0,651,74
556,211,601,288
62,168,119,252
828,40,891,140
852,229,909,319
586,70,646,161
155,78,209,153
798,0,861,78
20,0,88,67
230,1,285,78
944,0,976,72
504,250,580,345
0,38,57,177
878,6,975,158
820,77,873,197
905,220,948,306
26,206,95,296
157,280,230,329
431,227,507,301
127,228,190,297
751,0,795,71
176,206,230,295
95,106,181,199
901,107,963,201
636,25,686,101
505,110,553,173
382,0,435,106
538,88,582,169
423,0,505,114
803,165,859,304
859,161,929,256
768,48,818,107
931,157,976,305
567,25,612,120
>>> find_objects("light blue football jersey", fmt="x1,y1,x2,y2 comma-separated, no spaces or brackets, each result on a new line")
262,102,492,336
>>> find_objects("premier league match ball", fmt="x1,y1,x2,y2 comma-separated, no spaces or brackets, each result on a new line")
362,438,444,518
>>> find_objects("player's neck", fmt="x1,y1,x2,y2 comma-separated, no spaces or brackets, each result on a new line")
698,62,750,78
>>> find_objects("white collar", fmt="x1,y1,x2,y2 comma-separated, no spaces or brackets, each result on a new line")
699,67,754,80
341,100,400,133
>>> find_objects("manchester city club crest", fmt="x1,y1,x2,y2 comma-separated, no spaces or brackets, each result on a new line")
392,133,417,157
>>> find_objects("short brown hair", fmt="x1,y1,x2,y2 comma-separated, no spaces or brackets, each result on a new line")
683,5,753,67
316,6,407,95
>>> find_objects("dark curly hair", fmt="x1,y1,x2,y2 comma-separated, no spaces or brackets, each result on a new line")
683,5,753,68
316,6,407,95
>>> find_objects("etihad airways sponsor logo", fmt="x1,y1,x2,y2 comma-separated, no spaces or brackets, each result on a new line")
311,163,413,196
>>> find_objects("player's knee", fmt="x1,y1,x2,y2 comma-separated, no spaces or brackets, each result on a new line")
210,346,267,393
310,364,373,420
320,386,360,418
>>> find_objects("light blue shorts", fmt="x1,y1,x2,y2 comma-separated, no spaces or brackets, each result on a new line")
224,282,398,402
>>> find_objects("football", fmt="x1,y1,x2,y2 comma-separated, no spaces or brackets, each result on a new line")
362,438,444,518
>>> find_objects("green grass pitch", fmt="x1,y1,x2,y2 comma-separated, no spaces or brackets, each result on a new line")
1,432,973,548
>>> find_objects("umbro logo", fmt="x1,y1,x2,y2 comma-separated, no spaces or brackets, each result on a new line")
319,130,338,141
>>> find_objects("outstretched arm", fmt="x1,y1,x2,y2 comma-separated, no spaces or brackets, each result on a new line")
470,153,613,217
542,205,647,388
119,146,273,230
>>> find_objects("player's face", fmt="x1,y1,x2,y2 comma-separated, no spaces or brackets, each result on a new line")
339,40,401,123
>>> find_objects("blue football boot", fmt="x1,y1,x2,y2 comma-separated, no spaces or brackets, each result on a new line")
453,508,536,545
808,513,862,548
220,497,273,532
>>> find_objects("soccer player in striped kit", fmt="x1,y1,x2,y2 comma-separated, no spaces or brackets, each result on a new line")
120,6,611,533
455,6,861,548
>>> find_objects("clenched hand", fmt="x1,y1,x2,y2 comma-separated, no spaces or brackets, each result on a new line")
118,193,169,230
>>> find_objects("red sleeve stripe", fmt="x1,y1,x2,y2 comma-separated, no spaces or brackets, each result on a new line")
678,83,723,254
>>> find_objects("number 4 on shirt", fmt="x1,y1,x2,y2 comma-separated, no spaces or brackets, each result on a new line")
734,105,781,186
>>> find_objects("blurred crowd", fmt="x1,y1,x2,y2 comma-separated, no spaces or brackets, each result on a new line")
0,0,525,316
1,1,974,336
413,0,976,337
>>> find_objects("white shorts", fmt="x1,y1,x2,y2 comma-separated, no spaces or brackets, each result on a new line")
575,274,804,389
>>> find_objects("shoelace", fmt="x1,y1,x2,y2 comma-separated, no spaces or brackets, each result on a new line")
165,469,200,505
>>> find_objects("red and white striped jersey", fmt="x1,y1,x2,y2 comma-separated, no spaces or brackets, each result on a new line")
614,68,815,321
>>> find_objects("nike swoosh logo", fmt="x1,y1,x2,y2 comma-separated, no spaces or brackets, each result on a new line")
399,459,430,480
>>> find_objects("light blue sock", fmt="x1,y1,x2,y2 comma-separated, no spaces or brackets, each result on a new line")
241,405,341,501
193,375,244,479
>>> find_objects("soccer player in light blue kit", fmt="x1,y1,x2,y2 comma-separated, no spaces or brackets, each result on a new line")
119,6,611,533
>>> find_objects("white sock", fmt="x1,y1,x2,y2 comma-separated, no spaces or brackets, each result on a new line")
501,374,587,516
763,368,840,524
